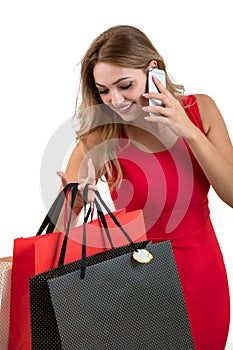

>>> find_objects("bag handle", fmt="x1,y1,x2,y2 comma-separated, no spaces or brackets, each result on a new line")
58,185,114,267
36,183,79,235
80,185,138,279
57,183,137,270
58,184,88,266
37,182,140,275
94,190,138,248
36,183,115,267
93,198,114,249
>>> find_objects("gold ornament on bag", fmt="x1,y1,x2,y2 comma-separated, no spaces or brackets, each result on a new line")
132,249,153,264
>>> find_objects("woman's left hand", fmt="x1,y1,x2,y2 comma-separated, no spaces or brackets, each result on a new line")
57,159,97,204
142,76,198,140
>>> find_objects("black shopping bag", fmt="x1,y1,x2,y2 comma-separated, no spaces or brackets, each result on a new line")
48,240,195,350
29,185,150,349
48,189,194,349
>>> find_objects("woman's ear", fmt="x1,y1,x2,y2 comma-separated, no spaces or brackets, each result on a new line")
148,60,158,70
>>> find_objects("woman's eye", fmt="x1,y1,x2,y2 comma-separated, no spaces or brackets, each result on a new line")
120,82,133,90
97,82,133,95
98,89,109,95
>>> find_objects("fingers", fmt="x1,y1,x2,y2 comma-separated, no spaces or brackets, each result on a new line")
57,160,97,204
144,115,180,136
78,182,97,203
152,75,166,93
144,76,174,107
78,159,97,203
87,158,96,184
78,181,98,192
57,171,70,187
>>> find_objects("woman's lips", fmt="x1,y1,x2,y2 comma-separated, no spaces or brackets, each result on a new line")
115,102,134,114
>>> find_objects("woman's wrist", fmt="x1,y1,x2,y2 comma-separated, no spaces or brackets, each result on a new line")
182,124,203,144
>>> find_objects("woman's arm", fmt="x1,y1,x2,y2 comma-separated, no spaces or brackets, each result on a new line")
188,94,233,207
143,77,233,207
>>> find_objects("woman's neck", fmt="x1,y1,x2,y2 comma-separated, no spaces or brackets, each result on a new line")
125,123,179,153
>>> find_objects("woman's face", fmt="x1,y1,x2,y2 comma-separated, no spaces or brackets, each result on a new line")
93,62,148,122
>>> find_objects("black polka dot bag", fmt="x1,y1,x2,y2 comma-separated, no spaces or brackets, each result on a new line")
29,185,195,350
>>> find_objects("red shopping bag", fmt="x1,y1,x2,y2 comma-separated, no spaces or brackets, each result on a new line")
8,184,146,349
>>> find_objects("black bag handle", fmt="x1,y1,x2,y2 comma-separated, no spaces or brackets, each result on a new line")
36,183,79,236
94,190,137,249
58,185,115,267
93,198,114,249
36,182,116,268
58,184,90,266
56,183,137,272
36,182,139,276
80,186,138,279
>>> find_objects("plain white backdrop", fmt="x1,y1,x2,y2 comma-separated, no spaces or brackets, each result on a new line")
0,0,232,346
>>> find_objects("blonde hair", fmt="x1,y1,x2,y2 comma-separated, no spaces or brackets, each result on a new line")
75,25,185,189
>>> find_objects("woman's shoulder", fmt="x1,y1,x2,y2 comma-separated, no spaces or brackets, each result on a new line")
184,94,219,134
79,129,103,149
183,93,215,107
194,93,217,109
194,94,223,134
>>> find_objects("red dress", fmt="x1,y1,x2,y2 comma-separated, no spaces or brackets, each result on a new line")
110,95,230,350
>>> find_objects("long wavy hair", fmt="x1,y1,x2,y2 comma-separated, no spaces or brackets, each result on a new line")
75,25,184,189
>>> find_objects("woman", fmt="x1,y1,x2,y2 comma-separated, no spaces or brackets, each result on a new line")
58,25,232,349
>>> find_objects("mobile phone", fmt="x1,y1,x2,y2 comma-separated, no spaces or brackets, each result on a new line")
148,68,166,109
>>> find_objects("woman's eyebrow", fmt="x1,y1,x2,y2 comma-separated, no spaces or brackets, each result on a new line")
95,77,132,87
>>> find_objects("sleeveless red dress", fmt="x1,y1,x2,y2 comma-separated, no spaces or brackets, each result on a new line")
110,95,230,350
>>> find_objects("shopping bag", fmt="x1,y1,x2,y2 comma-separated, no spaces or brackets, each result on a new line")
48,240,195,350
9,183,147,349
0,259,12,349
0,256,12,297
44,190,195,349
8,184,76,349
29,187,148,349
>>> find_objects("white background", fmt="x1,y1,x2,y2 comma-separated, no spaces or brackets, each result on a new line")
0,0,232,346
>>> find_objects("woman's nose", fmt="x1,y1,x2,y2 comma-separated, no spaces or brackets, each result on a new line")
109,90,124,106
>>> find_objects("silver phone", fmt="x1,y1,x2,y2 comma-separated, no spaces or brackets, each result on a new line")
148,68,166,108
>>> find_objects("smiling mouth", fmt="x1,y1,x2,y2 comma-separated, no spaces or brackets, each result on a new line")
115,102,134,113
